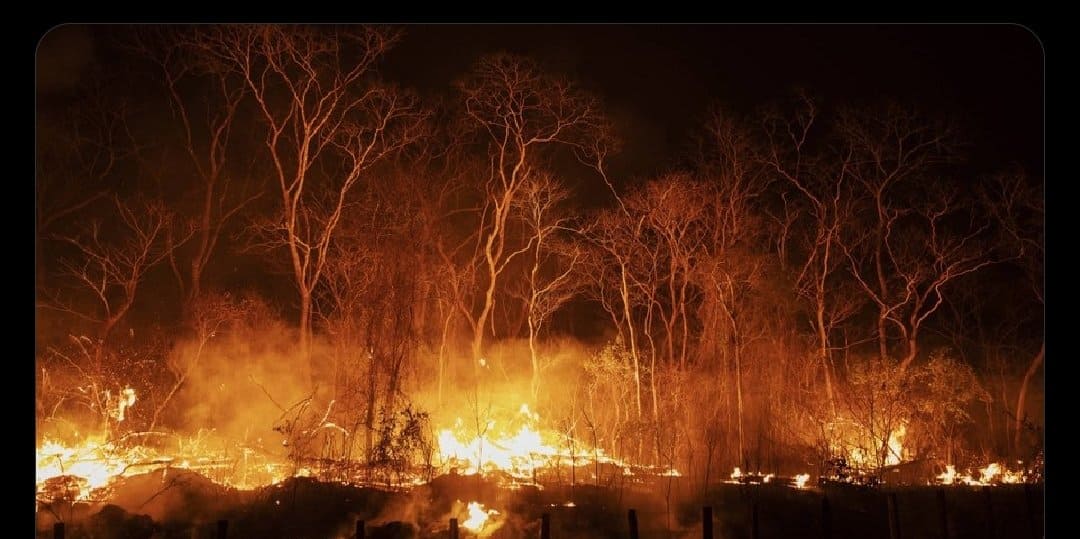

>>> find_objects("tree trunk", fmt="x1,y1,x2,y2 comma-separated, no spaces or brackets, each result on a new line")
816,299,837,417
620,263,643,418
877,312,889,362
299,290,313,385
898,335,918,372
1013,342,1044,453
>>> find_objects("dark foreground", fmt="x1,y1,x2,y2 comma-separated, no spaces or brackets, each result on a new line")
36,472,1044,539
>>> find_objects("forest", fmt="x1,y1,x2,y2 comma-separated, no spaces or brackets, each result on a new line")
35,24,1044,538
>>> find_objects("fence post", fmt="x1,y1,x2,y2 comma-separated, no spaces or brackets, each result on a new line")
751,501,760,539
982,487,994,539
628,509,639,539
887,492,901,539
355,519,365,539
1024,483,1038,539
217,519,228,539
702,506,713,539
541,513,550,539
822,496,832,539
449,517,459,539
936,489,948,539
53,523,64,539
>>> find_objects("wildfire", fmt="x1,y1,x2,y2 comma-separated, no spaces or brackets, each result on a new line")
847,424,906,468
794,473,810,488
436,403,637,479
36,436,133,500
727,467,810,489
36,433,293,505
938,464,958,485
936,462,1026,486
461,501,498,533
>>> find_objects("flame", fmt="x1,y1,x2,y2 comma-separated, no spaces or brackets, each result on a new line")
36,433,292,504
794,473,810,488
936,462,1026,486
436,403,643,479
938,465,958,485
846,423,906,468
462,501,498,533
36,436,130,500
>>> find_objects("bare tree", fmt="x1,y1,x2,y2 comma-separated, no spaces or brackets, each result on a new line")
762,96,861,416
843,178,1007,372
48,196,189,340
836,104,955,367
455,53,611,378
837,105,1012,372
204,25,426,368
37,82,132,235
131,27,261,315
511,173,583,399
581,209,646,419
988,172,1044,454
694,109,773,466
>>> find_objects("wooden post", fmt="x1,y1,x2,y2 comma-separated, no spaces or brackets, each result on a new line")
449,517,459,539
53,523,64,539
887,492,901,539
216,519,228,539
936,489,949,539
355,519,365,539
822,496,832,539
982,487,994,539
751,501,760,539
702,506,713,539
541,513,551,539
628,509,639,539
1024,483,1038,539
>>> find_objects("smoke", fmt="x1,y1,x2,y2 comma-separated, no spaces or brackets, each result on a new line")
168,325,319,459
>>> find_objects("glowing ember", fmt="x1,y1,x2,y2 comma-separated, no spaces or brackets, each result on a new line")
112,386,137,422
730,467,743,480
938,465,958,485
936,462,1026,486
794,473,810,488
462,501,498,532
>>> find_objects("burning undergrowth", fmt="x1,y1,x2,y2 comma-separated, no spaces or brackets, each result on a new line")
36,317,1041,537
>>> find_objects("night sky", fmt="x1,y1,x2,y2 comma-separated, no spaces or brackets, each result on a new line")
38,24,1043,189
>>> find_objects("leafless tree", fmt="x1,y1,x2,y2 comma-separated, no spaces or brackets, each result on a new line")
837,105,1010,372
36,82,132,235
581,209,646,419
762,96,862,416
511,173,583,399
203,25,426,368
836,104,956,367
130,27,262,315
455,53,611,378
48,196,190,340
988,172,1044,454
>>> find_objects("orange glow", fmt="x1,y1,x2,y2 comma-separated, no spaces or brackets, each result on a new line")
436,402,644,479
461,501,498,533
36,433,292,506
794,473,810,488
936,462,1026,486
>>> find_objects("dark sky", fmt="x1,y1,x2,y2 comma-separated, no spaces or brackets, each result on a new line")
38,24,1043,187
380,24,1043,181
